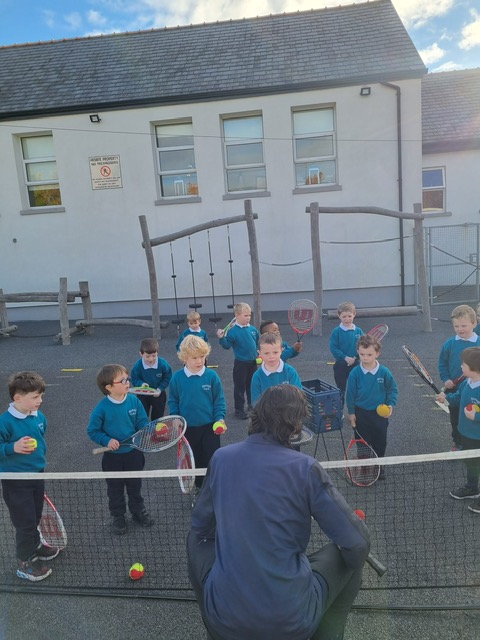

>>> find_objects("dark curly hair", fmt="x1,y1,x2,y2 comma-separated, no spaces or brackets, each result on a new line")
248,385,308,447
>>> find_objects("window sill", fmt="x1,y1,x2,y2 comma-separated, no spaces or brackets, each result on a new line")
292,185,342,195
20,206,66,215
223,191,271,201
155,197,201,206
422,210,452,218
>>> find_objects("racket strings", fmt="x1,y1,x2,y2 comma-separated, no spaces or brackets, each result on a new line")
345,440,380,486
135,417,185,452
288,300,319,333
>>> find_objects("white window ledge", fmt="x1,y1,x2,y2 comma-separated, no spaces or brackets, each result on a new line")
292,185,342,195
155,197,202,206
223,191,271,201
20,207,66,215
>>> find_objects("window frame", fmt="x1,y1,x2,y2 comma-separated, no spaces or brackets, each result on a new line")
292,105,337,190
422,167,446,213
19,133,63,211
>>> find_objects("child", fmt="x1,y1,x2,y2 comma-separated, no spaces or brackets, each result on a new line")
436,347,480,513
87,364,154,535
345,335,398,477
217,302,259,419
259,319,302,362
130,337,172,420
474,303,480,336
438,304,480,450
251,332,302,405
169,335,226,489
329,302,364,396
0,371,60,582
176,311,209,352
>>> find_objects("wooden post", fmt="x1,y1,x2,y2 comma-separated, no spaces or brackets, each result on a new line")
413,204,432,332
79,281,94,335
0,289,8,331
244,200,262,327
309,202,323,336
58,277,71,346
139,215,161,339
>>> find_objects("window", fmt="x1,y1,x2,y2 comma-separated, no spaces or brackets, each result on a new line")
222,115,266,192
21,135,62,207
292,107,336,187
422,168,445,212
155,121,198,197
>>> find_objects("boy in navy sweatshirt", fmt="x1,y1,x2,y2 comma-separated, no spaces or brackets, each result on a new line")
251,332,302,405
0,371,60,582
87,364,154,535
346,335,398,476
169,335,226,490
217,302,259,419
438,304,479,450
130,337,172,420
436,346,480,512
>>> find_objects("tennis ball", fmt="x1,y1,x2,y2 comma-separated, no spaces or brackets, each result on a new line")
466,404,480,412
213,420,227,435
26,438,37,449
129,563,145,580
255,357,263,365
354,509,366,521
376,404,390,417
155,422,168,433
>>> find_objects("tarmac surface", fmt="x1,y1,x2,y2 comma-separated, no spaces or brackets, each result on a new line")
0,307,479,639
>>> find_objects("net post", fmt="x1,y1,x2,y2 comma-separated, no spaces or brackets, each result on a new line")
413,204,432,332
309,202,322,336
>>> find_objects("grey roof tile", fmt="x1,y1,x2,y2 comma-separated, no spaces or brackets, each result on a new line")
0,0,425,119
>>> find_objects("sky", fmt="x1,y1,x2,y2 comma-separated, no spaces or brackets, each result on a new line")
0,0,479,72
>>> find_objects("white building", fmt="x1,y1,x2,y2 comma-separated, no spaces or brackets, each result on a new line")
0,0,427,321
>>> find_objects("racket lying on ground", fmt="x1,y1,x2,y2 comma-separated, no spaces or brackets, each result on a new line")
345,429,380,487
93,415,187,454
39,494,68,549
128,386,160,396
177,436,196,494
367,324,389,342
401,345,451,413
354,509,387,577
288,299,320,342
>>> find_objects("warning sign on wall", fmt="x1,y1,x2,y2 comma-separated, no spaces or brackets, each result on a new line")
89,155,122,190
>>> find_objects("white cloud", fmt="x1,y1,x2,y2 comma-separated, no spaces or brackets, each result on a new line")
42,10,56,29
64,12,83,31
459,10,480,51
87,10,108,27
419,42,446,65
432,60,464,72
388,1,455,30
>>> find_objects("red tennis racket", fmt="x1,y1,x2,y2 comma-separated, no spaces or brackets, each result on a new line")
345,429,380,487
92,415,187,454
402,345,453,413
367,324,388,342
39,494,67,550
288,299,320,342
177,436,196,494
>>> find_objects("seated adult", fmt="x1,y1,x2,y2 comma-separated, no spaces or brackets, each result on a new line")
187,384,370,640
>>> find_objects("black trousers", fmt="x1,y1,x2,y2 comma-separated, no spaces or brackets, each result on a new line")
461,435,480,490
137,390,167,421
355,406,389,458
2,478,44,561
333,360,358,395
187,532,364,640
449,404,461,447
186,425,220,489
101,449,146,517
233,359,257,412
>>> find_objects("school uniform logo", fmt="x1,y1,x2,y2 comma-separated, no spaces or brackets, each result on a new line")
128,409,137,417
202,384,212,392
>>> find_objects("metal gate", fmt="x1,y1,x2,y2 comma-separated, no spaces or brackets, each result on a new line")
418,223,480,306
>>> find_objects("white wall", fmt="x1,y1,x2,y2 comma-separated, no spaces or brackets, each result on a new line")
0,79,423,320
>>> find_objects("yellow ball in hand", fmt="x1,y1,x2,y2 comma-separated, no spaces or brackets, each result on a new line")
26,438,37,449
376,404,390,418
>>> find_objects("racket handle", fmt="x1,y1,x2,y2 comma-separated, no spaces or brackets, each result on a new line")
92,446,111,454
366,552,387,577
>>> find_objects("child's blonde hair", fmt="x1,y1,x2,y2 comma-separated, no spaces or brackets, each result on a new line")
451,304,476,324
259,331,282,348
187,310,201,323
337,301,356,316
234,302,251,315
178,334,211,362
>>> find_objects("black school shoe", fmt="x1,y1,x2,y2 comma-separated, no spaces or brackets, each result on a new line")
131,511,154,527
111,515,127,535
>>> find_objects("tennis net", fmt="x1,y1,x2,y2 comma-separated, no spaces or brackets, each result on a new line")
0,450,479,600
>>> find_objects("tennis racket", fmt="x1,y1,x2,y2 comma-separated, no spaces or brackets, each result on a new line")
354,509,387,577
222,317,236,335
290,426,314,448
92,415,187,454
367,324,389,342
345,429,380,487
288,299,320,342
401,345,450,413
177,436,196,494
128,386,159,396
39,494,68,549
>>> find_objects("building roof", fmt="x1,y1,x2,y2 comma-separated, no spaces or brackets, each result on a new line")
0,0,425,120
422,68,480,153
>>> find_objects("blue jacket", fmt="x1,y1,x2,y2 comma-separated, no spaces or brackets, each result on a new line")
0,405,47,472
329,325,364,361
445,379,480,440
251,363,302,405
130,357,172,390
191,434,370,640
87,394,148,453
281,341,299,362
345,363,398,413
176,328,209,352
439,335,480,382
219,324,259,361
168,367,226,427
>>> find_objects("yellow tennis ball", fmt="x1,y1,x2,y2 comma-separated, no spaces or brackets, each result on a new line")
213,420,227,435
129,563,145,580
376,404,390,417
26,438,37,449
155,422,168,433
255,357,263,365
